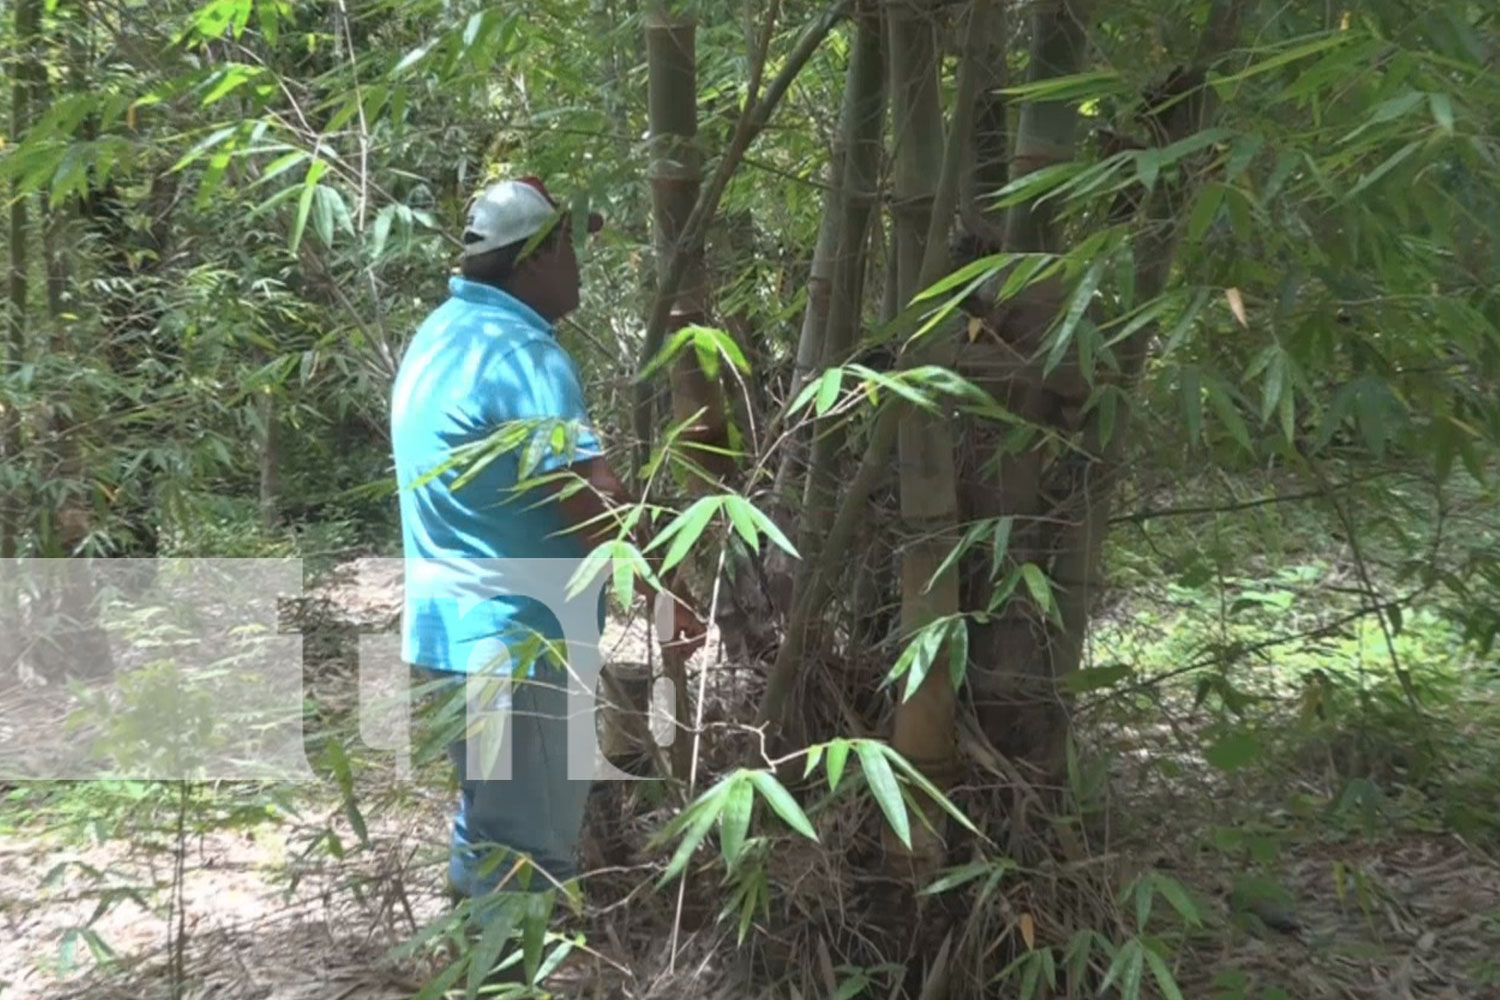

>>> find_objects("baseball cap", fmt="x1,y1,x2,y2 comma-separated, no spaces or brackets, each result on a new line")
461,176,605,257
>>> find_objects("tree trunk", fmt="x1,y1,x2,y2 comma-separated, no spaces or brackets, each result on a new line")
3,0,43,671
886,0,988,871
1001,1,1091,256
645,2,706,778
769,2,886,621
642,6,734,496
960,0,1245,787
1043,0,1247,691
960,0,1094,781
768,132,844,534
959,0,1009,242
760,2,887,733
631,1,847,478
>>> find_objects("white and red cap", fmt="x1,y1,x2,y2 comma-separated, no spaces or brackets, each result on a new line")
461,176,604,257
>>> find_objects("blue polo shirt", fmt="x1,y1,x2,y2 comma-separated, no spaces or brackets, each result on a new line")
391,277,604,675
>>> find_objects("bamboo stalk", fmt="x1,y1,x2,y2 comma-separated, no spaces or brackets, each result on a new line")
3,0,43,670
759,403,899,727
632,0,850,476
1044,0,1247,689
644,2,705,778
791,1,886,568
1001,0,1092,255
886,0,993,869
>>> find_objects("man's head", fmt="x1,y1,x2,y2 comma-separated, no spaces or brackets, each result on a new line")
459,177,604,322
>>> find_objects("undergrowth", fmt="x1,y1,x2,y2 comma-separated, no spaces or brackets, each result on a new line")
8,468,1500,999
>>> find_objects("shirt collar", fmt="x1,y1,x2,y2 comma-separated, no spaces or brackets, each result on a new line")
448,276,553,335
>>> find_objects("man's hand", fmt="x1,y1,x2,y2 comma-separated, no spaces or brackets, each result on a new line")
548,454,707,658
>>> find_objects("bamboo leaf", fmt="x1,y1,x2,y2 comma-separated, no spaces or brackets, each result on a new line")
1210,32,1353,87
987,566,1022,612
879,744,983,837
912,252,1012,303
989,162,1089,211
1428,92,1454,133
1226,133,1264,180
170,124,240,173
1205,376,1253,452
1279,383,1297,444
1098,938,1144,997
289,160,328,252
371,204,396,260
999,68,1128,102
1161,288,1210,356
1020,564,1053,613
313,185,336,248
1133,874,1155,930
658,794,722,886
724,496,761,551
803,744,825,779
990,516,1014,579
686,324,750,378
1186,182,1226,242
855,741,910,849
1045,258,1105,377
1151,874,1204,928
466,901,520,999
747,770,817,841
255,149,310,187
1342,140,1421,202
825,739,850,792
888,619,949,701
814,367,843,415
521,893,549,984
647,496,723,574
1098,386,1119,448
1143,946,1186,1000
1341,90,1424,144
719,775,754,866
939,619,967,690
927,521,987,594
1261,350,1286,425
637,327,697,383
919,859,1008,895
788,368,833,417
1181,367,1203,444
741,500,800,559
200,64,261,106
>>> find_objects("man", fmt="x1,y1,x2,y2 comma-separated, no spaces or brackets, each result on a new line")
389,176,702,969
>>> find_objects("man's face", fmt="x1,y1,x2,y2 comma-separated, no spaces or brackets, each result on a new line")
522,222,581,321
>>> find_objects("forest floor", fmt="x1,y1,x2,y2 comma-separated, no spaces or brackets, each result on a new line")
2,555,1499,999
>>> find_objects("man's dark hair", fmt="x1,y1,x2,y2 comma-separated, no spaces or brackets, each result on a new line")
460,220,565,287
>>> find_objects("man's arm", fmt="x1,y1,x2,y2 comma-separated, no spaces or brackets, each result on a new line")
547,455,704,651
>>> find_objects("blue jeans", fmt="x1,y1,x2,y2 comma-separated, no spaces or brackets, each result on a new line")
412,665,593,901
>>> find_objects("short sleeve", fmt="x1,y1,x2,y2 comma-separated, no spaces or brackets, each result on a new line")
485,338,603,474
